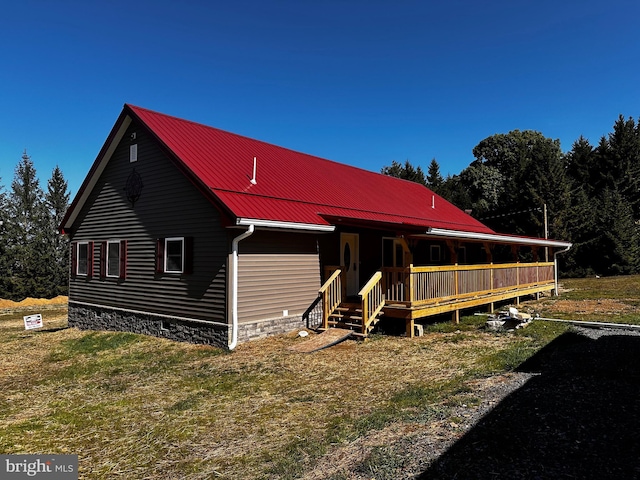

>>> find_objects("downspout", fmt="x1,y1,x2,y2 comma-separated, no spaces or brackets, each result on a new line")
229,224,255,350
553,244,572,296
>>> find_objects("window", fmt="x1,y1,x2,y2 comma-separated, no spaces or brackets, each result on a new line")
77,242,89,275
72,241,94,277
98,240,127,279
130,144,138,163
165,238,184,273
156,237,193,274
107,241,120,277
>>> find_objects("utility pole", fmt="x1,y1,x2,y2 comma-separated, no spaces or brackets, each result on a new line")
544,203,549,262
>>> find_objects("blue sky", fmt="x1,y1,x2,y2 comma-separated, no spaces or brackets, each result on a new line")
1,0,639,197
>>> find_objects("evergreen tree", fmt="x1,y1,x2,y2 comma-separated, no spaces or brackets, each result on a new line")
562,186,599,276
381,160,427,186
438,174,473,210
563,117,640,276
5,151,49,300
523,140,571,242
563,138,600,276
0,176,9,297
426,158,444,192
565,136,596,191
594,188,639,275
45,166,70,295
606,115,640,217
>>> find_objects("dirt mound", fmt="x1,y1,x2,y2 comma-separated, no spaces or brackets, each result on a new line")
0,296,68,309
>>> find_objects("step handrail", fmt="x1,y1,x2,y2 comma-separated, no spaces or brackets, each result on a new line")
359,271,385,335
319,268,343,330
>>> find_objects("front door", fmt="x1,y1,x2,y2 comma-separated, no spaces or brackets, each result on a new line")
340,233,359,296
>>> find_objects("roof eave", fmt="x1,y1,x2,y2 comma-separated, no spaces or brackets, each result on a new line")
420,227,573,248
235,217,335,232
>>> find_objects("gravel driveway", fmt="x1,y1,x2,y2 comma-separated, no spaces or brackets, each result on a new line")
416,326,640,479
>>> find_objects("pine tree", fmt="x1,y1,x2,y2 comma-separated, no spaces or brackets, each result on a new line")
565,136,596,191
606,115,640,217
6,151,49,300
563,117,640,276
45,166,70,295
524,141,571,241
426,158,444,192
595,188,639,275
0,176,9,297
438,174,473,211
381,160,427,186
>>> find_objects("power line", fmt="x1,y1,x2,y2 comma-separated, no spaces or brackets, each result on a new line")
479,207,542,221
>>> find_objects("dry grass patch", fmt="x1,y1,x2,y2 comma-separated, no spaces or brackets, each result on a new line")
530,275,640,324
1,297,574,479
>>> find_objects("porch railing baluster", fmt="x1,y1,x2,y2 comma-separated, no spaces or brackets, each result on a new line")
380,261,556,309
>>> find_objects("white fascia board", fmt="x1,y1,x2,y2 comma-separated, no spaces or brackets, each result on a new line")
236,218,335,232
424,227,572,248
62,116,132,231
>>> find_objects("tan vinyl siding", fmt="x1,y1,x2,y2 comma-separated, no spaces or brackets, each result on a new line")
237,253,321,323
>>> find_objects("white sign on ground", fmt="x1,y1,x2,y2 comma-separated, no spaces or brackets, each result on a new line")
23,313,43,330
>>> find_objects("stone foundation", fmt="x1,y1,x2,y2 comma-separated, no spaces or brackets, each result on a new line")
238,315,305,342
68,298,324,349
68,303,229,349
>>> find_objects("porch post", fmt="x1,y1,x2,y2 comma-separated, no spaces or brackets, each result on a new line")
407,264,414,304
483,242,493,263
406,318,414,338
511,244,519,262
446,240,458,264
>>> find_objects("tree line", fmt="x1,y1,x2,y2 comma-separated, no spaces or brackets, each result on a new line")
382,115,640,277
0,151,70,301
1,114,637,301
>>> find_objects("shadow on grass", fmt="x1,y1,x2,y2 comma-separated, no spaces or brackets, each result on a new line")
417,329,640,479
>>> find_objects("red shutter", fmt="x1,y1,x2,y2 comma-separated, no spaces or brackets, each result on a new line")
184,237,194,274
71,243,77,278
87,241,94,278
100,242,107,279
119,240,127,279
155,238,165,273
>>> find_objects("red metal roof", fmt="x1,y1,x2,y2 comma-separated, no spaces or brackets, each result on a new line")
124,104,495,234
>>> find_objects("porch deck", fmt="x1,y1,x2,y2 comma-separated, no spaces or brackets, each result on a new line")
320,262,555,338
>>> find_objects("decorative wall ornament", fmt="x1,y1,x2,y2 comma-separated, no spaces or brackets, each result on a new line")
125,168,144,206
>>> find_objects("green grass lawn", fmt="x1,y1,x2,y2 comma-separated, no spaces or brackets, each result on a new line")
1,275,638,479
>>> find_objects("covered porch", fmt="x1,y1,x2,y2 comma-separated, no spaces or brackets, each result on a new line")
318,228,571,338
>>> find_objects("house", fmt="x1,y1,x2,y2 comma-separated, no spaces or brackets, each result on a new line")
60,104,572,349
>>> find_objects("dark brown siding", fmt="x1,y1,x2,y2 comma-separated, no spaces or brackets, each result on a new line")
69,122,229,323
237,231,321,323
318,227,390,285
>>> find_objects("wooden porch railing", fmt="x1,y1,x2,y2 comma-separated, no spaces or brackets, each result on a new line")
319,267,344,330
382,262,555,306
358,271,385,335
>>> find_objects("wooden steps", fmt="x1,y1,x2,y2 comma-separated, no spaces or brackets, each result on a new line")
328,301,381,337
